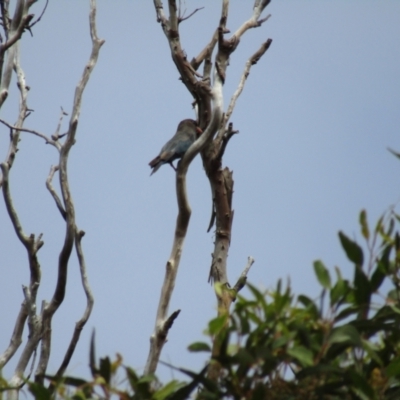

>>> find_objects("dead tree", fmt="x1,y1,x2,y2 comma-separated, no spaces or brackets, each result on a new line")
0,0,104,397
146,0,272,380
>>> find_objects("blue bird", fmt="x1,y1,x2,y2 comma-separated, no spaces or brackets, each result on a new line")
149,119,202,175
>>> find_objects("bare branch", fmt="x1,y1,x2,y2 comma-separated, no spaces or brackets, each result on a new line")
0,1,11,39
0,38,38,192
22,283,39,319
35,0,103,383
168,0,178,32
189,2,229,73
178,7,203,24
150,0,269,381
0,307,27,368
0,39,45,395
1,160,43,389
46,165,66,220
216,122,239,161
7,297,44,394
0,118,58,147
153,0,212,127
191,29,218,72
215,38,272,147
206,167,234,285
0,0,34,105
145,101,223,375
52,228,94,380
0,163,30,246
51,107,68,141
225,39,271,126
233,256,255,293
233,0,271,40
28,0,48,30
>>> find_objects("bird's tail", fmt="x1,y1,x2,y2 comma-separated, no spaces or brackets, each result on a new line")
149,156,162,176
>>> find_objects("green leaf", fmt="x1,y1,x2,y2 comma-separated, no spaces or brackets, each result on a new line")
375,215,384,233
234,348,255,365
339,231,364,266
330,278,349,307
287,346,314,367
125,367,139,391
28,382,52,400
57,376,88,387
297,294,319,318
361,339,383,366
327,325,362,347
347,369,376,400
208,314,228,335
386,357,400,378
99,356,111,384
154,380,185,400
354,265,371,308
247,282,268,313
389,304,400,314
313,260,331,289
334,305,358,322
370,247,390,292
359,209,370,240
187,342,211,352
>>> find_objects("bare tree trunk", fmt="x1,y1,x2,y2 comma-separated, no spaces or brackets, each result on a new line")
149,0,272,379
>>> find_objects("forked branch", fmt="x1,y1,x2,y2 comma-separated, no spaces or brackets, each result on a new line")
34,0,104,384
149,0,271,381
146,0,224,376
145,72,223,377
216,38,272,146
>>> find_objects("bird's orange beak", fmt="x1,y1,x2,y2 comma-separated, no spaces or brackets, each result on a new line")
196,126,203,136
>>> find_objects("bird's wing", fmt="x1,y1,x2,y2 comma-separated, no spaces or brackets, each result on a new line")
159,149,176,163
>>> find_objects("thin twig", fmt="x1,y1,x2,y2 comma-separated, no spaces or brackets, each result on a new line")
225,38,272,125
0,118,58,147
233,256,255,293
51,107,68,141
216,122,239,161
215,38,272,145
178,7,204,24
28,0,49,30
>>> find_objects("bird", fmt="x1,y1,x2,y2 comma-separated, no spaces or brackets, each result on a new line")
149,119,202,175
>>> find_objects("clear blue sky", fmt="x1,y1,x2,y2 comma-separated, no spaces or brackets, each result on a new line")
1,0,399,385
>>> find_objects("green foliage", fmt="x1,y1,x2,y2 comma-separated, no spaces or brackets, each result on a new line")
3,209,399,399
193,209,400,399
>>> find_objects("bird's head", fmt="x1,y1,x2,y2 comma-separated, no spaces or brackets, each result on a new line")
177,119,203,137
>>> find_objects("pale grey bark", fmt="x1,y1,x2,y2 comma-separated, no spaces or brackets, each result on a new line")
149,0,272,379
145,1,224,376
35,0,104,385
0,1,103,397
0,0,34,108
